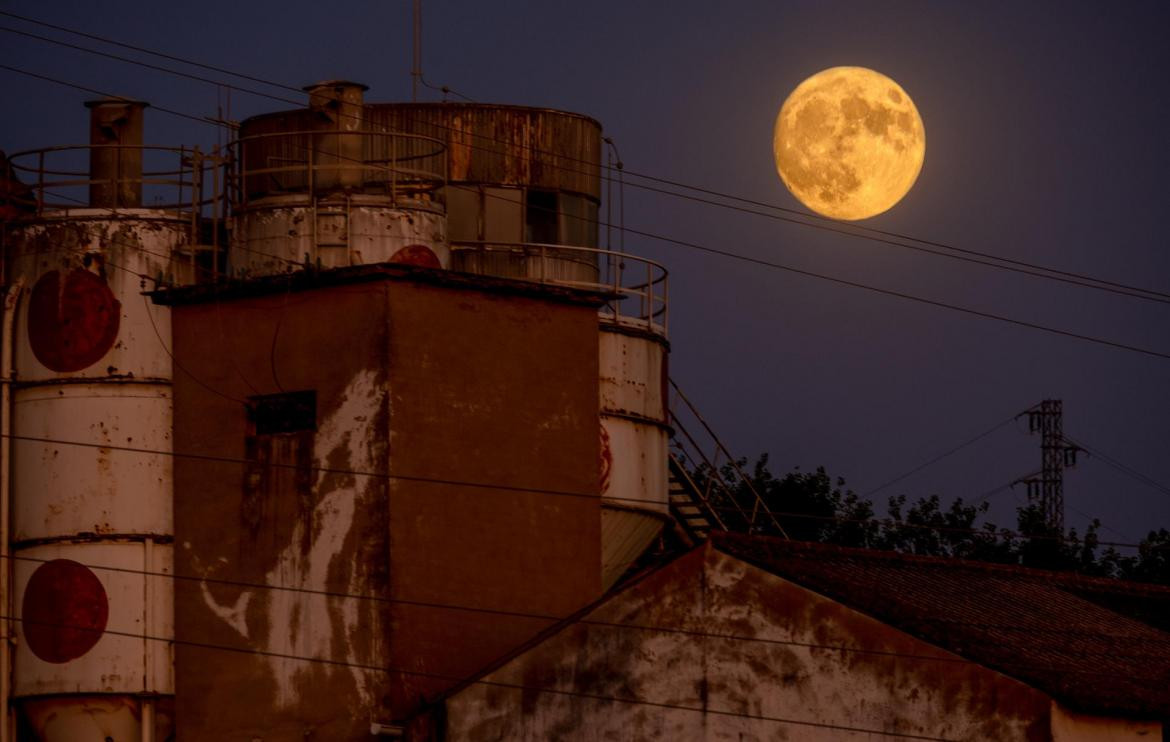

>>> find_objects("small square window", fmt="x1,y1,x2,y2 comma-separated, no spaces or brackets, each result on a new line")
248,391,317,435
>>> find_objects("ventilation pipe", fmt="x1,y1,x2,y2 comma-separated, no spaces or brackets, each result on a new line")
85,99,148,208
305,81,367,192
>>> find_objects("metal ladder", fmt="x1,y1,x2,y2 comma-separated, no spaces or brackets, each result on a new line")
667,378,788,542
313,195,351,262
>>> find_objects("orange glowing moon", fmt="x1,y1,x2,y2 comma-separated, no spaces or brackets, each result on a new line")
774,67,925,220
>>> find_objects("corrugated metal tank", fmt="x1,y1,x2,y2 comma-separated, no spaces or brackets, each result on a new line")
366,103,602,285
2,101,188,742
231,82,450,276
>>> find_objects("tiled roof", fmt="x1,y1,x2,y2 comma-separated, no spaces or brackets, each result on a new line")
713,532,1170,719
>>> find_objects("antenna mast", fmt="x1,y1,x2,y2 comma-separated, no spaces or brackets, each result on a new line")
412,0,421,101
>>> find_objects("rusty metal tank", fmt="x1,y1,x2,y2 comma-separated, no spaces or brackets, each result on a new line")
365,103,602,284
1,100,199,742
231,81,450,276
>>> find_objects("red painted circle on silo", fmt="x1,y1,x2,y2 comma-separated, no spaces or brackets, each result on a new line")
28,269,121,372
389,244,441,269
22,559,109,664
600,424,613,494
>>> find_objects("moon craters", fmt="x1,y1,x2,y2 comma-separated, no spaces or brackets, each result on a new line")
774,66,925,220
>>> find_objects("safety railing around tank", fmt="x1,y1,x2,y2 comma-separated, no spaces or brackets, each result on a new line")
450,240,668,336
5,144,217,218
668,378,788,538
230,129,446,208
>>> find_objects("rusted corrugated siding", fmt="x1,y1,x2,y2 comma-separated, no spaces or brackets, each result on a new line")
366,104,602,197
237,111,316,196
238,102,599,199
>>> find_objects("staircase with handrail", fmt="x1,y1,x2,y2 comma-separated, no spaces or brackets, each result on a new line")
667,378,788,543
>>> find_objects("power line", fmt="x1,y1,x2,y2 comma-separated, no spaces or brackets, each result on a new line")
3,554,1165,694
0,552,979,666
11,214,1159,548
7,60,1170,363
3,61,1167,546
0,63,221,127
6,541,1162,654
618,173,1170,302
1065,435,1170,498
39,224,1135,551
0,429,1149,551
3,15,1170,307
0,24,297,115
0,15,1160,692
0,611,970,741
756,505,1141,550
4,89,1164,549
0,10,296,94
0,226,1158,553
864,414,1019,497
618,222,1170,360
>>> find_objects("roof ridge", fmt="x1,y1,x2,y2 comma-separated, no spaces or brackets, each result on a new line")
710,531,1170,596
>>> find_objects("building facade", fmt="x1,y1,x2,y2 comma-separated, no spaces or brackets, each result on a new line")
4,83,1167,742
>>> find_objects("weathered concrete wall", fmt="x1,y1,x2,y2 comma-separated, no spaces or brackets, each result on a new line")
384,280,601,718
438,544,1054,741
169,270,603,736
173,283,391,740
1050,704,1161,741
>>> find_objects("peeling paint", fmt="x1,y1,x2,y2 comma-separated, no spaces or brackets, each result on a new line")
200,581,252,638
233,203,448,276
201,370,385,710
440,546,1054,741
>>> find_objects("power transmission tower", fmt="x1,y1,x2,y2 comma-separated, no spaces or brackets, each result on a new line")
1016,400,1081,532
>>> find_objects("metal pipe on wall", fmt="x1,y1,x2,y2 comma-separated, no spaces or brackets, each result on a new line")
0,279,25,742
142,537,155,742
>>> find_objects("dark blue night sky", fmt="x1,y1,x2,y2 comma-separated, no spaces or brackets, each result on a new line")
3,1,1169,545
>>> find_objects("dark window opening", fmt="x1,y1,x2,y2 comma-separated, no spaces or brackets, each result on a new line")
525,190,559,244
248,390,317,435
243,390,317,537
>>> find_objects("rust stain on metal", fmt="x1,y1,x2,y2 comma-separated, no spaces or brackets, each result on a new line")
28,269,121,373
365,104,602,197
599,423,612,494
389,244,441,268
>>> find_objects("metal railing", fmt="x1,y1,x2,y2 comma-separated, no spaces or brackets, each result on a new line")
5,144,217,217
668,378,787,538
231,129,446,207
450,240,668,335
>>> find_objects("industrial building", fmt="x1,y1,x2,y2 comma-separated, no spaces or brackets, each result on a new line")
1,83,1168,741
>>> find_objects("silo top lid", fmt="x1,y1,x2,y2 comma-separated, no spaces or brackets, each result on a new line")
84,98,150,109
302,80,369,93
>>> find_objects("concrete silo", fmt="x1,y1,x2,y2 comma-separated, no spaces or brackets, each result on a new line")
1,100,203,741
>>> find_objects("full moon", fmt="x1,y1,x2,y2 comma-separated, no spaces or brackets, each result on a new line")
774,66,925,221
